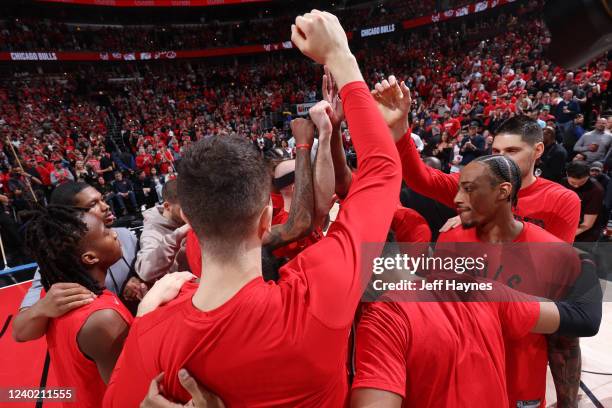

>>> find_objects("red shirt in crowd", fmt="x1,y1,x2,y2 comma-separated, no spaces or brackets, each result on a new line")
353,299,539,407
46,290,133,408
442,117,462,138
103,81,401,407
437,222,581,407
395,134,580,243
136,153,154,175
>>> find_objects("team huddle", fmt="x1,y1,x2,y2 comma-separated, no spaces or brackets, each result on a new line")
12,11,603,408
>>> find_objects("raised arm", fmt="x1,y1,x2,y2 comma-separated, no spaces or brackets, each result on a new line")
263,119,315,250
287,11,401,327
310,102,336,227
372,76,459,208
323,65,353,199
136,224,191,282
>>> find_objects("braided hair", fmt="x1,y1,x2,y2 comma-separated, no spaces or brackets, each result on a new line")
22,205,103,295
473,155,522,207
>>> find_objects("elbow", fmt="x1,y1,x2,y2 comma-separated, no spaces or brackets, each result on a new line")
12,321,32,343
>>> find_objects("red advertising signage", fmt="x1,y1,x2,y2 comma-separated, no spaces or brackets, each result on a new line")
37,0,269,7
0,42,294,62
403,0,515,29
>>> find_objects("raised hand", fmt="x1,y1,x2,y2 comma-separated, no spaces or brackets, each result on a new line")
371,75,412,142
322,66,344,129
290,118,315,147
308,101,334,137
291,10,351,66
291,10,362,89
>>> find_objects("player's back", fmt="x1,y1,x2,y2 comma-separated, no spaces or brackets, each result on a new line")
115,277,351,407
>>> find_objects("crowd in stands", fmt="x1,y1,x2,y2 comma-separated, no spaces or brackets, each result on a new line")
0,0,611,268
1,0,473,52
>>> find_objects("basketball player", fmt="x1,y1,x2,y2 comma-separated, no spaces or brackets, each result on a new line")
352,156,601,408
103,11,401,407
12,182,140,343
373,76,584,406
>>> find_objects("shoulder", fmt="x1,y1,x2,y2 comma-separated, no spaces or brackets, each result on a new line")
437,226,473,242
114,227,138,246
523,222,564,243
535,177,580,203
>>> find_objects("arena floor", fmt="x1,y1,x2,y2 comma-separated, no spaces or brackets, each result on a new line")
1,277,611,407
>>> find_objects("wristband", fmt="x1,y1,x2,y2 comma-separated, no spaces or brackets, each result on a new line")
296,144,311,150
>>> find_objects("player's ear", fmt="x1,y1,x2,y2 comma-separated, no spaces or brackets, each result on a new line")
257,204,273,239
498,181,512,203
81,251,99,267
533,141,545,160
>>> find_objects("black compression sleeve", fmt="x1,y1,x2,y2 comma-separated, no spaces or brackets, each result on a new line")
555,259,602,337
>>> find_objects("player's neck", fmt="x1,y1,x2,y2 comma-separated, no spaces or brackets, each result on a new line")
88,265,108,290
476,211,523,243
192,243,262,312
520,171,537,189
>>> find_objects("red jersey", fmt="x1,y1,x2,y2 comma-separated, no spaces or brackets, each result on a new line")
135,154,154,175
354,300,539,407
104,81,401,407
442,118,461,138
391,206,431,243
46,290,133,408
270,192,284,217
437,223,581,407
396,134,580,243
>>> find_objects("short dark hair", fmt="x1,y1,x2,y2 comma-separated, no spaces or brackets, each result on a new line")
566,161,590,178
495,115,543,145
178,136,270,256
474,155,522,207
161,179,179,204
49,181,90,206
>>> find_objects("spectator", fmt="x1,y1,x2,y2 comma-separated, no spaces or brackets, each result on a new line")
99,152,115,182
132,170,157,209
112,171,138,215
555,90,580,125
539,126,567,183
50,160,75,186
459,122,485,166
432,131,454,173
94,176,119,216
136,146,155,175
589,162,609,191
574,117,612,164
561,161,605,242
135,180,189,282
561,113,586,154
150,167,165,203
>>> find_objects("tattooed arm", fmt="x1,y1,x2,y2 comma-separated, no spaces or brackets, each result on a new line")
548,335,581,408
263,119,315,250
